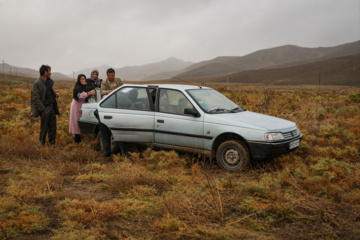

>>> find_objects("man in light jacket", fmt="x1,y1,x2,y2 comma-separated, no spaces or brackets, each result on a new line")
31,65,60,146
100,68,123,96
98,68,127,157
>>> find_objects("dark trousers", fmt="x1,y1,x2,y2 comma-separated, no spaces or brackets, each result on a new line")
99,122,127,155
99,122,111,153
40,105,57,145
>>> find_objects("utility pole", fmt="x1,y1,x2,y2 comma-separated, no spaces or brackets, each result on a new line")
227,76,229,91
2,60,6,79
318,70,321,91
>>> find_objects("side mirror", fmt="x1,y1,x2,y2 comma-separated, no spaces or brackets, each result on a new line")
184,108,200,117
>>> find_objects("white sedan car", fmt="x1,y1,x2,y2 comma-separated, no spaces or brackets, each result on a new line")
78,84,302,171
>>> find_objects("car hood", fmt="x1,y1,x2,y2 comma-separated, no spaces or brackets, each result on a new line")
204,111,296,131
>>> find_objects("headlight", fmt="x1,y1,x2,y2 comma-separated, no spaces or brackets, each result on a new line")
265,132,284,141
296,126,301,135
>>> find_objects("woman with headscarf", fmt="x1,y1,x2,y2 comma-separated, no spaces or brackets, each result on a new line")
69,74,96,143
87,69,102,89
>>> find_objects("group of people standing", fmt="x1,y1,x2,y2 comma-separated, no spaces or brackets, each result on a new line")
30,65,124,157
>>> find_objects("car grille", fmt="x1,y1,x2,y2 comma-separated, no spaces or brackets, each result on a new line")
283,130,299,140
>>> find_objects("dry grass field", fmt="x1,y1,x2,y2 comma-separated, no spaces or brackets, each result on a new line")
0,74,359,239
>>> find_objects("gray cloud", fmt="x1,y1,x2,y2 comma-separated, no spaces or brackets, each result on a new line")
0,0,359,74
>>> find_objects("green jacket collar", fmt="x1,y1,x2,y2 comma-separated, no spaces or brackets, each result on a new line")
39,76,46,83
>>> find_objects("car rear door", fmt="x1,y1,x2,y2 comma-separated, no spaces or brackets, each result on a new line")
98,86,154,143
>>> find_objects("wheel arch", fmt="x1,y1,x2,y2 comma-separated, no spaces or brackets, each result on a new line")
211,132,249,158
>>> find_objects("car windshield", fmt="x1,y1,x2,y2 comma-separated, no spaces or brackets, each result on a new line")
187,89,243,113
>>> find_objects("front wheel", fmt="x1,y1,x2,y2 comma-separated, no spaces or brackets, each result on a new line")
216,140,250,171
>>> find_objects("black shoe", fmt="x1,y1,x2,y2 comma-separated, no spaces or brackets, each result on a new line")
74,134,81,143
102,152,111,157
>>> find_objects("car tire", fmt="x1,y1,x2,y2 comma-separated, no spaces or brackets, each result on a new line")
97,131,118,154
216,140,250,171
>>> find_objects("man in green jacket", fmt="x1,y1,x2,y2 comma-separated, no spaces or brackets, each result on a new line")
31,65,60,146
100,68,123,96
98,68,127,157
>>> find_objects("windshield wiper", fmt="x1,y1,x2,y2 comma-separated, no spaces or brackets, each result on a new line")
209,108,240,113
231,107,244,112
208,108,227,113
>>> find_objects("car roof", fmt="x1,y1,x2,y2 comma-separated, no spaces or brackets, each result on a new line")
121,83,212,91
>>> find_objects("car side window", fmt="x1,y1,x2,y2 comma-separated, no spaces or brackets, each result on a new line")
100,87,150,111
159,89,193,115
100,93,116,108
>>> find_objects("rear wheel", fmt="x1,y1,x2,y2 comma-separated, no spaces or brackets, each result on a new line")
216,140,250,171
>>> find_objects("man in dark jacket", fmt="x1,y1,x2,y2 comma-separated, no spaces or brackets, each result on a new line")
31,65,60,146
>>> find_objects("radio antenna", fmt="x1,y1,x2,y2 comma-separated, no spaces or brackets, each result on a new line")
164,74,202,89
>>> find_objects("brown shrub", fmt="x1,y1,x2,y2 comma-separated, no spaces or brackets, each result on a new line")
107,163,169,194
56,198,124,227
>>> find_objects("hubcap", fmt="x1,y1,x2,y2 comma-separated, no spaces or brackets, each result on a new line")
224,149,240,165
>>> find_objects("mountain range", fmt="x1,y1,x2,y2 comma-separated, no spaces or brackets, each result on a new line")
202,53,360,86
175,40,360,79
1,40,359,85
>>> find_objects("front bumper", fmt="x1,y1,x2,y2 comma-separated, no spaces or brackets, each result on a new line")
247,134,303,160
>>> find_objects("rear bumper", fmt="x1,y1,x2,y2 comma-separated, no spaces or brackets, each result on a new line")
78,120,98,136
247,134,303,160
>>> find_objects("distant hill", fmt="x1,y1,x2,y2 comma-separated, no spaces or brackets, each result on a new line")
199,54,360,86
142,70,185,81
176,40,360,79
0,63,71,80
117,57,193,81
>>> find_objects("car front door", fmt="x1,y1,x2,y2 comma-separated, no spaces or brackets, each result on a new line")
154,88,204,152
98,86,154,143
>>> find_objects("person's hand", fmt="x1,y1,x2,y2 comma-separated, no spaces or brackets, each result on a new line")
106,90,112,95
55,92,60,98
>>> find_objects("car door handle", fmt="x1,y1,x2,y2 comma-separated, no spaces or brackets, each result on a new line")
104,115,112,119
157,119,164,123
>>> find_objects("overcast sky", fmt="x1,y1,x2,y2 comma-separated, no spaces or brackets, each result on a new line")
1,0,359,74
